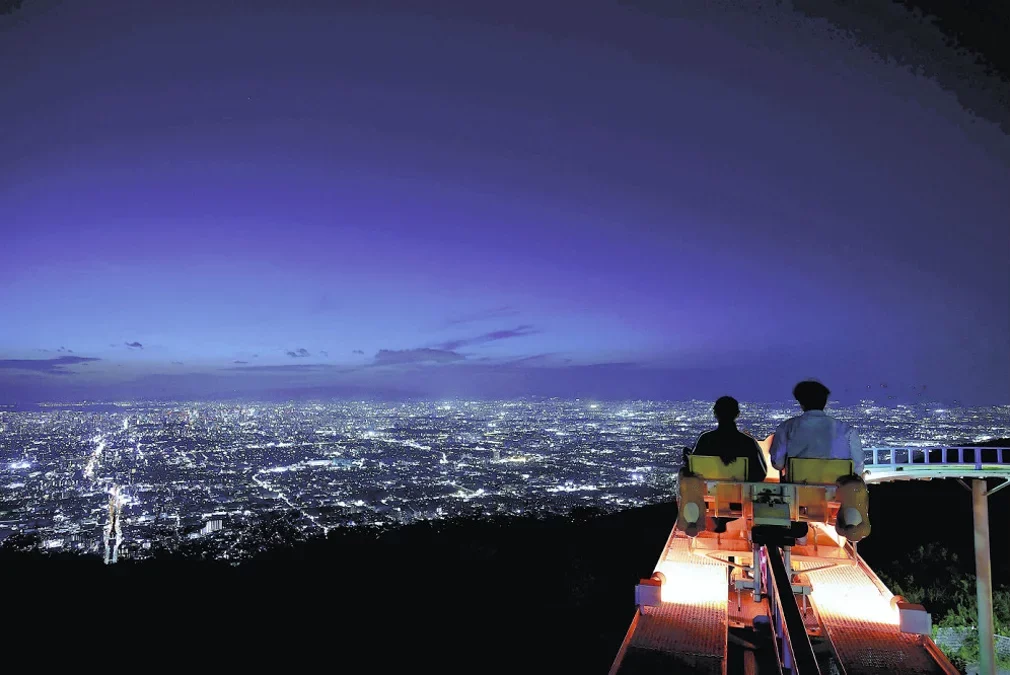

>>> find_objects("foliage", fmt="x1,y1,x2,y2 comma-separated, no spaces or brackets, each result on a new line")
937,587,1010,635
933,625,1010,672
879,542,1010,672
934,639,969,674
878,543,974,618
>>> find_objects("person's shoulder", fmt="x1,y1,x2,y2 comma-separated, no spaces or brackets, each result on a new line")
775,416,797,431
692,432,721,457
693,428,715,447
831,416,853,430
733,428,759,442
834,417,861,437
696,428,718,443
736,430,764,452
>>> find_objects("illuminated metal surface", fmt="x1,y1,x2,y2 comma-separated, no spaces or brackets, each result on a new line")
612,524,958,675
610,529,727,674
809,563,949,674
610,443,1009,674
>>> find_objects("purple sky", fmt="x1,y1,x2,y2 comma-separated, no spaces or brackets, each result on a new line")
1,0,1008,404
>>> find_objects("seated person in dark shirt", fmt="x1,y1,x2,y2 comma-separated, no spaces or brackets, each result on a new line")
691,396,768,482
687,396,769,533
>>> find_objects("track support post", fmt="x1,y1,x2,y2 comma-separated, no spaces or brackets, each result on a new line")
972,479,995,675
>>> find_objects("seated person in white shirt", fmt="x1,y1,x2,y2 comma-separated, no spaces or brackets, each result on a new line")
770,380,864,479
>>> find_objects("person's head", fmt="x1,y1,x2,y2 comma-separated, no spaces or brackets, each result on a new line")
793,380,830,411
713,396,740,424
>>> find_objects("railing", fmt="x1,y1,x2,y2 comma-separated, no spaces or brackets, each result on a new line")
761,544,822,675
865,446,1010,469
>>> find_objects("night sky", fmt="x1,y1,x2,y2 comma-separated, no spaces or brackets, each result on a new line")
2,0,1008,404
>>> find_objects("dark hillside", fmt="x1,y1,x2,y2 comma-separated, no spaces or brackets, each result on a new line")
3,469,1007,672
862,476,1010,584
4,503,677,672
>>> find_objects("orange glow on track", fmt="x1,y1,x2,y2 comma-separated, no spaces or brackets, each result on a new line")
656,560,727,606
808,571,900,626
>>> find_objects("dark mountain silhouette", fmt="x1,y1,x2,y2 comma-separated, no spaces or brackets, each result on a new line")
3,442,1007,671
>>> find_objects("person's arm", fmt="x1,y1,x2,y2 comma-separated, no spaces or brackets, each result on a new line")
848,426,864,474
691,432,708,455
682,433,704,470
770,421,788,471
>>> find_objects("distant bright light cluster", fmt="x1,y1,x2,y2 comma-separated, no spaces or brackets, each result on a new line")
0,399,1005,562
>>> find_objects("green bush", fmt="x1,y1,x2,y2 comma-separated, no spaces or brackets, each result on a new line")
880,544,1010,672
935,588,1010,636
933,638,968,674
933,627,1010,672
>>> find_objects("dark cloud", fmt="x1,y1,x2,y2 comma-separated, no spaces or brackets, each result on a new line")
0,356,100,375
285,348,311,358
438,324,540,351
251,354,259,358
35,348,50,353
0,350,981,405
233,360,249,365
171,361,184,365
57,346,73,353
499,353,559,367
125,341,143,349
226,363,349,373
352,349,365,355
319,350,329,357
374,348,464,365
467,353,559,366
444,306,519,327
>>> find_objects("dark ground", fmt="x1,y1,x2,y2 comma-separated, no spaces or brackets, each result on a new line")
3,475,1006,672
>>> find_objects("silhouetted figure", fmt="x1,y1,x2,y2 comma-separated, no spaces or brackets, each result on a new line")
691,396,769,482
770,380,864,476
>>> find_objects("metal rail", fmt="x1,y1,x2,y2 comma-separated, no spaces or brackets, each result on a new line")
762,544,822,675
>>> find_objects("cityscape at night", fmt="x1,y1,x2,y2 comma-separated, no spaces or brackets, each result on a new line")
1,399,1006,563
2,0,1009,671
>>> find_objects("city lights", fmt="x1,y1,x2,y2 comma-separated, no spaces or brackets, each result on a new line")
0,399,1005,562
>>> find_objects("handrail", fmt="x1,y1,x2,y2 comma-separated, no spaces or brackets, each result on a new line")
763,545,822,675
864,446,1010,469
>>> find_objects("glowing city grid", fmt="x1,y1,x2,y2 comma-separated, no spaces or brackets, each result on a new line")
0,400,1006,562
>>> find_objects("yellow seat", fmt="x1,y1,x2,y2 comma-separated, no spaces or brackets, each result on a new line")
688,456,748,518
787,458,856,524
688,455,748,480
787,458,853,484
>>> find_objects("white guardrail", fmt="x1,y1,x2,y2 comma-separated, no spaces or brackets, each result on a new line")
863,446,1010,484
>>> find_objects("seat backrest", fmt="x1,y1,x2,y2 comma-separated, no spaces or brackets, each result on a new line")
787,458,853,484
688,455,748,480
